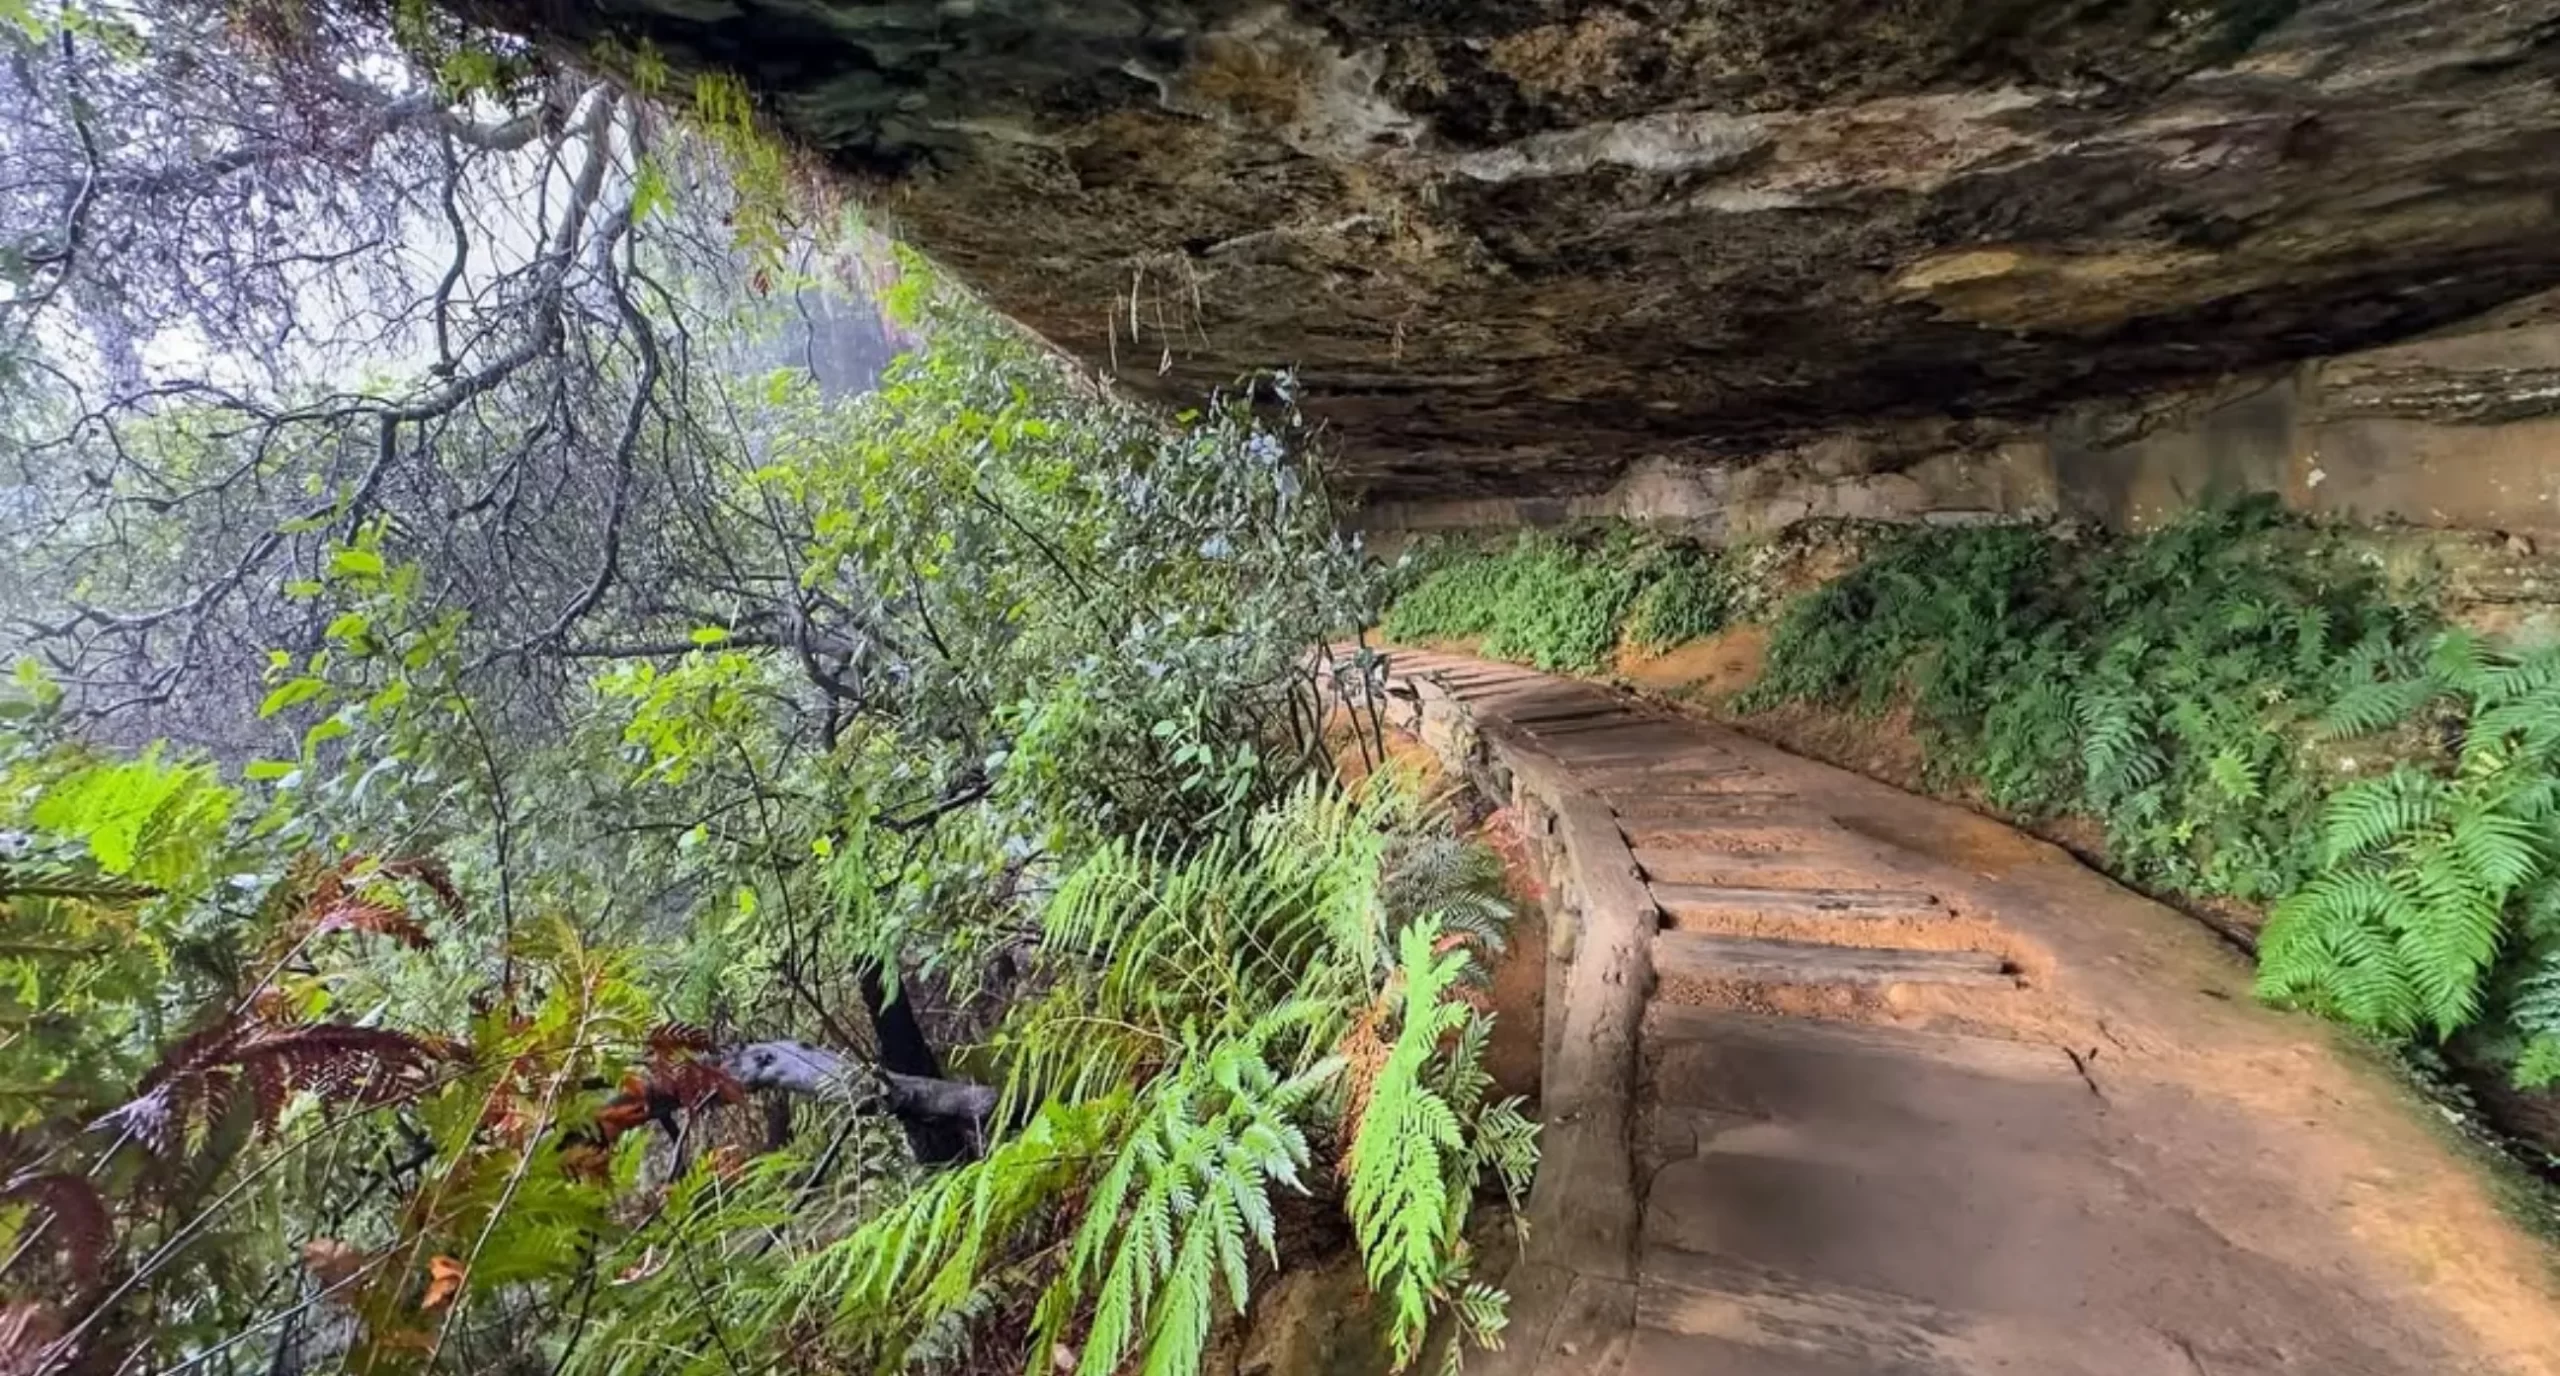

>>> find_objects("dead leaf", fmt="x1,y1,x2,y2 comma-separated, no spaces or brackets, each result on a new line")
303,1238,368,1290
0,1301,65,1364
421,1255,467,1311
559,1143,611,1182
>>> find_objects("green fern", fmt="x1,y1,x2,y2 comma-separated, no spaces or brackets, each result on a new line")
799,778,1532,1373
23,748,236,887
2504,952,2560,1088
794,1095,1123,1363
1346,919,1477,1368
2259,635,2560,1044
2317,636,2435,739
1032,1030,1335,1376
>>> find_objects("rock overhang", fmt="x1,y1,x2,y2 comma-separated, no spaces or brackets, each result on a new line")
479,0,2560,500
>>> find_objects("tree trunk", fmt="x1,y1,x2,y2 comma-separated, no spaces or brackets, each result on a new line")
856,962,974,1162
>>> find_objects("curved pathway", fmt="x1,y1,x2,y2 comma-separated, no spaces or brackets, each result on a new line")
1373,648,2560,1376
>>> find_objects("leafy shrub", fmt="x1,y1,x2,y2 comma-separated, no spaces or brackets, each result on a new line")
1622,546,1739,653
1745,500,2427,902
1736,498,2560,1085
1381,533,1621,671
1382,531,1729,672
1380,545,1514,645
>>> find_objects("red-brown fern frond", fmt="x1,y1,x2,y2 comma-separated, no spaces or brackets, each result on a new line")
297,858,435,949
97,1020,456,1153
376,856,463,916
236,1025,452,1108
644,1022,716,1058
0,1171,111,1286
637,1021,739,1111
646,1060,743,1112
1333,1006,1392,1181
102,1020,246,1154
305,896,431,949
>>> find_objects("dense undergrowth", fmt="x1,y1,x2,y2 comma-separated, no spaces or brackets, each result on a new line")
1383,504,2560,1093
1381,532,1745,672
4,276,1531,1375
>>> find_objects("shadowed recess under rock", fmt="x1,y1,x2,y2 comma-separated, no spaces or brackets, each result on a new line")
476,0,2560,500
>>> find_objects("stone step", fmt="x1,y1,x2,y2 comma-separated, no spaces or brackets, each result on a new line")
1650,882,1947,928
1635,1244,1973,1375
1644,1005,2069,1083
1590,768,1769,795
1509,702,1641,726
1618,820,1840,853
1439,676,1551,695
1652,932,2014,992
1410,661,1535,681
1627,1330,1907,1376
1611,792,1811,821
1635,848,1907,888
1642,1007,2089,1163
1556,736,1740,762
1521,716,1668,741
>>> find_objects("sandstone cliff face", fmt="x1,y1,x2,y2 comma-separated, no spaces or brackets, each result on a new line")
496,0,2560,500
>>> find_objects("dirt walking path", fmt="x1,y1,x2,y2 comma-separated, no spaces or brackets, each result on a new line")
1376,648,2560,1376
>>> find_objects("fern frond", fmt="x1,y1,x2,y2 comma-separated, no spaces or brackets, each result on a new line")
2318,676,2437,740
2316,770,2441,864
1345,919,1479,1368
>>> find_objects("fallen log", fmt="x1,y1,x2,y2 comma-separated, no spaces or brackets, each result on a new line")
721,1038,997,1127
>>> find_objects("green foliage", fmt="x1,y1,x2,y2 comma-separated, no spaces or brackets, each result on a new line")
3,229,1474,1376
1622,546,1740,653
1032,1037,1331,1376
2257,635,2560,1040
1346,920,1529,1366
1745,500,2426,902
1731,497,2560,1085
1,732,248,1127
790,779,1533,1374
1381,531,1736,672
2506,954,2560,1089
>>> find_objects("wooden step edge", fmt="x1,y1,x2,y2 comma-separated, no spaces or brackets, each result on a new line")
1509,702,1643,725
1571,752,1747,771
1575,764,1759,786
1520,718,1668,741
1649,882,1945,919
1610,791,1807,815
1642,1004,2070,1080
1619,824,1843,853
1584,772,1764,794
1652,932,2014,990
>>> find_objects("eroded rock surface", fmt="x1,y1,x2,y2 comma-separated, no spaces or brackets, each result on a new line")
488,0,2560,499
